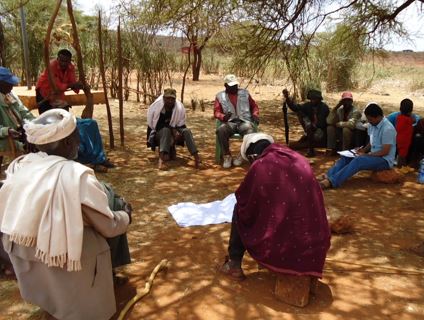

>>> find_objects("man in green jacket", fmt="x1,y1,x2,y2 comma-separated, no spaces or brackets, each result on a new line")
326,91,362,155
0,67,35,171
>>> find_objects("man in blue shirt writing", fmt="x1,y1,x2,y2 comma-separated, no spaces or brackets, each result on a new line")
319,103,396,189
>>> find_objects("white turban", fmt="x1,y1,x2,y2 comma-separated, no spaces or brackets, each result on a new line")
24,108,77,145
240,133,274,160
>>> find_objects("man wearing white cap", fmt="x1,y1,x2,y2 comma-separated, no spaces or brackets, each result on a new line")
326,91,361,155
0,109,131,320
0,67,35,172
214,74,259,168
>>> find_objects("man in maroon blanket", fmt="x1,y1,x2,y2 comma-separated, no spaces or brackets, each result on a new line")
220,133,331,280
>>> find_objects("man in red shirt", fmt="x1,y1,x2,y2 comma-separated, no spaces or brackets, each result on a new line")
214,74,259,168
36,49,83,114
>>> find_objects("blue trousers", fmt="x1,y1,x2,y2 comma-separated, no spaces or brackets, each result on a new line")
327,156,390,188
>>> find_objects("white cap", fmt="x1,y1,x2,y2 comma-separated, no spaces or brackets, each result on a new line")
24,109,77,145
224,74,239,86
240,133,274,161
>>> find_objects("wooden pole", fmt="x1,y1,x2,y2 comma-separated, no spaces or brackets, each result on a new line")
180,44,192,103
19,6,31,89
43,0,62,99
98,10,115,149
117,16,124,146
66,0,94,119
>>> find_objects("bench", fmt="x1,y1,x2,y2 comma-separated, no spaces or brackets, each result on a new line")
13,86,106,111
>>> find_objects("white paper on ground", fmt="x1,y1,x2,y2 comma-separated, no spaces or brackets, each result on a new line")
167,193,236,227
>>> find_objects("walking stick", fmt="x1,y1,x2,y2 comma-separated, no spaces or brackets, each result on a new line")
282,89,290,145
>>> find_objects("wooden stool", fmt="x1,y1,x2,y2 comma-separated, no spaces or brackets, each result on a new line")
274,274,318,307
370,169,402,184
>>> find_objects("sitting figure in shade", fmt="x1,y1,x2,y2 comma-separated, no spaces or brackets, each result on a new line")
326,92,361,155
386,98,420,167
36,48,114,171
319,103,396,189
220,133,331,282
147,88,201,170
214,74,259,168
0,109,131,320
283,88,329,157
0,67,35,172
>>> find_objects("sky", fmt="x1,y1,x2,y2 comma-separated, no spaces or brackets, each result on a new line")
76,0,424,52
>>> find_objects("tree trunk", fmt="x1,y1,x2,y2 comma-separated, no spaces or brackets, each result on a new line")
98,10,115,149
117,17,124,146
43,0,62,99
0,18,6,66
181,45,192,103
136,70,140,103
67,0,94,119
191,46,202,81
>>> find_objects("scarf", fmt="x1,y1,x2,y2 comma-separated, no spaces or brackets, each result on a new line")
0,152,114,271
147,95,186,129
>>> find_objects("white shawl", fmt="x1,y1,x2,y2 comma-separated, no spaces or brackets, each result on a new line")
0,152,114,271
147,95,186,129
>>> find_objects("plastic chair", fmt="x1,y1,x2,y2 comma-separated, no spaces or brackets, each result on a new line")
215,120,258,164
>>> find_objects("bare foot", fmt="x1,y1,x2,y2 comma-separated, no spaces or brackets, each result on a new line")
194,153,202,169
158,158,168,170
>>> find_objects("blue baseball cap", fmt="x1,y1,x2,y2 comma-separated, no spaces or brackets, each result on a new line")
0,67,20,85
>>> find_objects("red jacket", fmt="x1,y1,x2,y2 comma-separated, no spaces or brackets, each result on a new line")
396,114,413,158
36,59,79,101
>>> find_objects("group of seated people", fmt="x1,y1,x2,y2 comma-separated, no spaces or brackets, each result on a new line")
285,88,423,165
1,65,423,318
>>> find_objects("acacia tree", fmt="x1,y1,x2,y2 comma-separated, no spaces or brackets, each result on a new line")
120,0,236,81
220,0,424,97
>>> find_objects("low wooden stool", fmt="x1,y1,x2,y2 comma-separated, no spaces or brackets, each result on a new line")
370,169,402,184
274,274,318,307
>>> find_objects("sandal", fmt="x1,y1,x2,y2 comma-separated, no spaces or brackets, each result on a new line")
319,178,332,190
113,272,129,286
317,173,328,181
219,256,246,281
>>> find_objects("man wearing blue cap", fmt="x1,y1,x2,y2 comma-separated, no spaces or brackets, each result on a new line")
0,67,35,172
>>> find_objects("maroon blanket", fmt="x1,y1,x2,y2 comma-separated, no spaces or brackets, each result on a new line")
235,144,330,277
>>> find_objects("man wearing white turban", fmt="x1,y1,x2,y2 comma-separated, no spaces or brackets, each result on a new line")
0,109,131,320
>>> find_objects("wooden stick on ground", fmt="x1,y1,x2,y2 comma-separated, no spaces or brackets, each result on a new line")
118,259,169,320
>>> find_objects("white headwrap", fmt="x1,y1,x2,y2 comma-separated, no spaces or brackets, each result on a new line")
240,133,274,160
24,108,76,145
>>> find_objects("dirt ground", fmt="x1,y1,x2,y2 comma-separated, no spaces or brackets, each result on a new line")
1,73,424,320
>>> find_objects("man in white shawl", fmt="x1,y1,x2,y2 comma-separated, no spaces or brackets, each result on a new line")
0,109,131,320
147,88,201,169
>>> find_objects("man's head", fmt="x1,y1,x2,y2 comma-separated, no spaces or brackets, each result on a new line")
364,102,384,126
163,88,177,111
0,67,19,94
307,89,323,106
24,109,79,159
241,133,274,163
57,49,73,71
341,91,353,108
400,98,413,116
224,74,239,94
